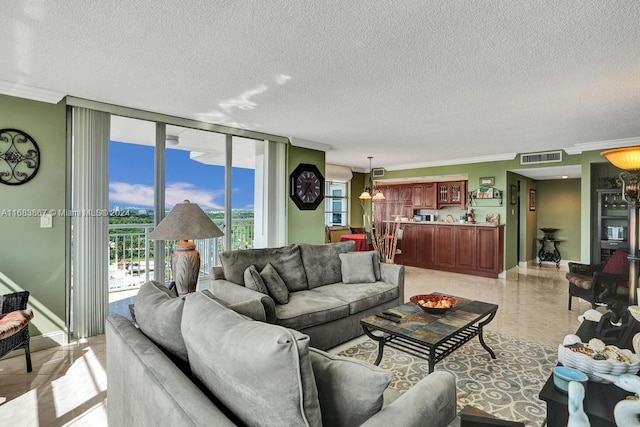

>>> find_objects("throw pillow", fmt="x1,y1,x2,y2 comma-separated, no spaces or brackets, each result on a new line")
261,263,289,304
299,241,356,289
339,252,377,284
603,249,630,276
134,280,188,362
244,264,269,294
309,348,392,427
182,291,322,427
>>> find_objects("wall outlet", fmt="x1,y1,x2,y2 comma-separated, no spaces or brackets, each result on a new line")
40,213,53,228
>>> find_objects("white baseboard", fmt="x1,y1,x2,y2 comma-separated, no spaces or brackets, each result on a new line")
519,259,575,270
31,330,68,351
1,330,68,361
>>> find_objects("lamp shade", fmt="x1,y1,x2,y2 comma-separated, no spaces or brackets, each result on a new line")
149,200,224,240
359,191,372,200
601,147,640,171
372,191,386,202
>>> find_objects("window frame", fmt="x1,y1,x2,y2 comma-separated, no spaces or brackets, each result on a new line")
324,180,349,226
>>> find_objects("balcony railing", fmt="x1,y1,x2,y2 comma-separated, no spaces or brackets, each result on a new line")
108,219,254,292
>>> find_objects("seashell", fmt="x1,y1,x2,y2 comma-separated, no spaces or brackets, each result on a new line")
588,338,606,353
563,334,582,346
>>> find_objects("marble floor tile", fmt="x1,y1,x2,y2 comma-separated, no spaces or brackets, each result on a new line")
0,264,603,425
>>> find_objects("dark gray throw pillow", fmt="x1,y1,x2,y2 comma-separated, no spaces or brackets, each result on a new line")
309,348,392,427
339,252,377,284
261,263,289,304
244,264,269,294
134,280,188,362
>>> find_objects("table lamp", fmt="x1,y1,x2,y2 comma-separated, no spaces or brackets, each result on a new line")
149,199,224,295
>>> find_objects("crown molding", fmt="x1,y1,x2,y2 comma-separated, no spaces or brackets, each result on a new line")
0,80,66,104
289,137,333,152
564,137,640,155
384,152,518,172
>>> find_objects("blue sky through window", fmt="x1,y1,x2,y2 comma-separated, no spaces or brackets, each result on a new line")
109,141,255,210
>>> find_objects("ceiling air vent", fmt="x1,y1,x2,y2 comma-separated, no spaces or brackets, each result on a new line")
520,150,562,165
372,168,385,177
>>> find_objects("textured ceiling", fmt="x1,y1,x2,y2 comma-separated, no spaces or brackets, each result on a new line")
2,1,640,174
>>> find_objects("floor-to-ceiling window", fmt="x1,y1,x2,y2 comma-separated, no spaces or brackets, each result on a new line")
69,99,287,335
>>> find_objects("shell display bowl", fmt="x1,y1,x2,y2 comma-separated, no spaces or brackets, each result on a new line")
557,345,640,383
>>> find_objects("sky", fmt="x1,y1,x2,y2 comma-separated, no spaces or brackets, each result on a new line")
109,141,255,210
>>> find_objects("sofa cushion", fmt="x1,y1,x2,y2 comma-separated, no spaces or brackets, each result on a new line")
275,291,350,330
566,272,592,290
182,291,322,427
310,282,399,314
243,265,268,295
220,244,308,292
339,252,377,284
0,309,33,340
134,280,188,362
261,263,289,304
309,348,392,427
299,241,355,289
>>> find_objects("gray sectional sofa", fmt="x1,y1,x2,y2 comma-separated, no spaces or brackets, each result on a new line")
106,282,458,427
209,241,405,350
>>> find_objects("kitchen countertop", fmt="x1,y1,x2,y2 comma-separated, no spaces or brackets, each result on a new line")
400,221,502,227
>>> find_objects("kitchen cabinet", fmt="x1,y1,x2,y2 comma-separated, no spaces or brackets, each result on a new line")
375,185,413,222
397,222,504,278
412,183,437,209
398,224,418,265
435,225,456,268
437,181,467,208
477,226,504,274
419,224,437,267
455,226,477,270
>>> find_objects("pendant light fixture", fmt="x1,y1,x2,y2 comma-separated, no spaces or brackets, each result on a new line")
359,156,385,202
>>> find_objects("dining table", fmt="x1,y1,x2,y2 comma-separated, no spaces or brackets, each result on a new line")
339,233,373,251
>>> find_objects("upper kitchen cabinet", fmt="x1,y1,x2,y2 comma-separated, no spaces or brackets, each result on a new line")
437,181,467,208
412,183,437,209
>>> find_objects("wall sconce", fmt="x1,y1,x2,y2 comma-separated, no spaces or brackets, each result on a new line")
601,146,640,305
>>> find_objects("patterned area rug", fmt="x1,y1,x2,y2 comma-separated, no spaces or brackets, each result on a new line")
338,330,556,426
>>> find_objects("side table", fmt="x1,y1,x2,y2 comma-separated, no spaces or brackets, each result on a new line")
537,239,562,268
538,372,630,427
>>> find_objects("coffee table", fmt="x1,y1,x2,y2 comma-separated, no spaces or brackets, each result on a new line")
360,294,498,373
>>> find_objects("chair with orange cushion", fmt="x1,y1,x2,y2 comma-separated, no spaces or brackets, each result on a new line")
0,291,34,372
566,250,630,310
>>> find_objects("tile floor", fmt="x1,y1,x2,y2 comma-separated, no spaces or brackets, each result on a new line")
0,264,593,426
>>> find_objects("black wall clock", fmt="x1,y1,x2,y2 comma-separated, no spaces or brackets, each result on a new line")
289,163,325,210
0,128,40,186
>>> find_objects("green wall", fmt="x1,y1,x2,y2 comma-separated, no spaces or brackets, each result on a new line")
369,150,614,269
537,179,581,262
0,95,67,342
350,172,365,227
287,145,326,244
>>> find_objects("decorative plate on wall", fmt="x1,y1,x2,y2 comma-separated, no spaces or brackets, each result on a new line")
0,128,40,186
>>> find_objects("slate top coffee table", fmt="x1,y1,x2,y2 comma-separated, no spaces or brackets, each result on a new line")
360,294,499,373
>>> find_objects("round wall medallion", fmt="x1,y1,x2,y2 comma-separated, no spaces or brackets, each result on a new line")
0,128,41,185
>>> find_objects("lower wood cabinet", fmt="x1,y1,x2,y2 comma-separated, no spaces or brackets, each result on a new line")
398,223,504,278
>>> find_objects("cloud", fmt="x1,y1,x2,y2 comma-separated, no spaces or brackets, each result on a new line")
109,182,224,209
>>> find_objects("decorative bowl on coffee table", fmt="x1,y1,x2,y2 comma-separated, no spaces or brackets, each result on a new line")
410,294,459,314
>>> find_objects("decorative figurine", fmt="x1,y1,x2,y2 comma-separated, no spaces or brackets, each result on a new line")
600,373,640,426
567,381,590,427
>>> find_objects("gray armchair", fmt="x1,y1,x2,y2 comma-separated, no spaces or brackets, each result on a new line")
0,291,34,372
